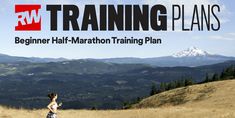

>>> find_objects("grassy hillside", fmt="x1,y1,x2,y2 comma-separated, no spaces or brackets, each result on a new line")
1,80,235,118
133,79,235,109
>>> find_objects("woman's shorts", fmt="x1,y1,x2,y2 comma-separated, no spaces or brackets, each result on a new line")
47,112,57,118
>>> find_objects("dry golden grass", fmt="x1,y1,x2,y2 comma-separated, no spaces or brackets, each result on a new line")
1,107,234,118
133,80,235,109
1,80,235,118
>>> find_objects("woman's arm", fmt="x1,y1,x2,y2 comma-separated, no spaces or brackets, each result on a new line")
58,102,63,108
47,102,56,113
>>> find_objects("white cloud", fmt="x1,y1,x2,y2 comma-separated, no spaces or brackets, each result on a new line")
227,33,235,36
209,33,235,41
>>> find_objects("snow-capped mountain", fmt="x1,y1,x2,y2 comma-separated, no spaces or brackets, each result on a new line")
172,47,210,58
1,47,235,67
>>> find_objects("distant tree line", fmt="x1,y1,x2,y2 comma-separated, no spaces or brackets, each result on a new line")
150,65,235,96
123,65,235,109
150,78,194,96
123,97,142,109
202,65,235,83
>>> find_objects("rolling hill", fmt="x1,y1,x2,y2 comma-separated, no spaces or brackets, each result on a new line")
0,53,66,63
132,80,235,109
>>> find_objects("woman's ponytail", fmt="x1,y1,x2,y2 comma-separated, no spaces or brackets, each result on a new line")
48,93,57,100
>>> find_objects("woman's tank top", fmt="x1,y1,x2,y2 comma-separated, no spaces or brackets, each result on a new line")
51,103,58,111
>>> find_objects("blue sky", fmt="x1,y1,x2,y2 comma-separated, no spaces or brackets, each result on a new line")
0,0,234,59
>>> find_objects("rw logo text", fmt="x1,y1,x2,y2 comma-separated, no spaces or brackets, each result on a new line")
15,5,41,31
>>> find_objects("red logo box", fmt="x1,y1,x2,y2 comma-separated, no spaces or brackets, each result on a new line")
15,5,41,31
